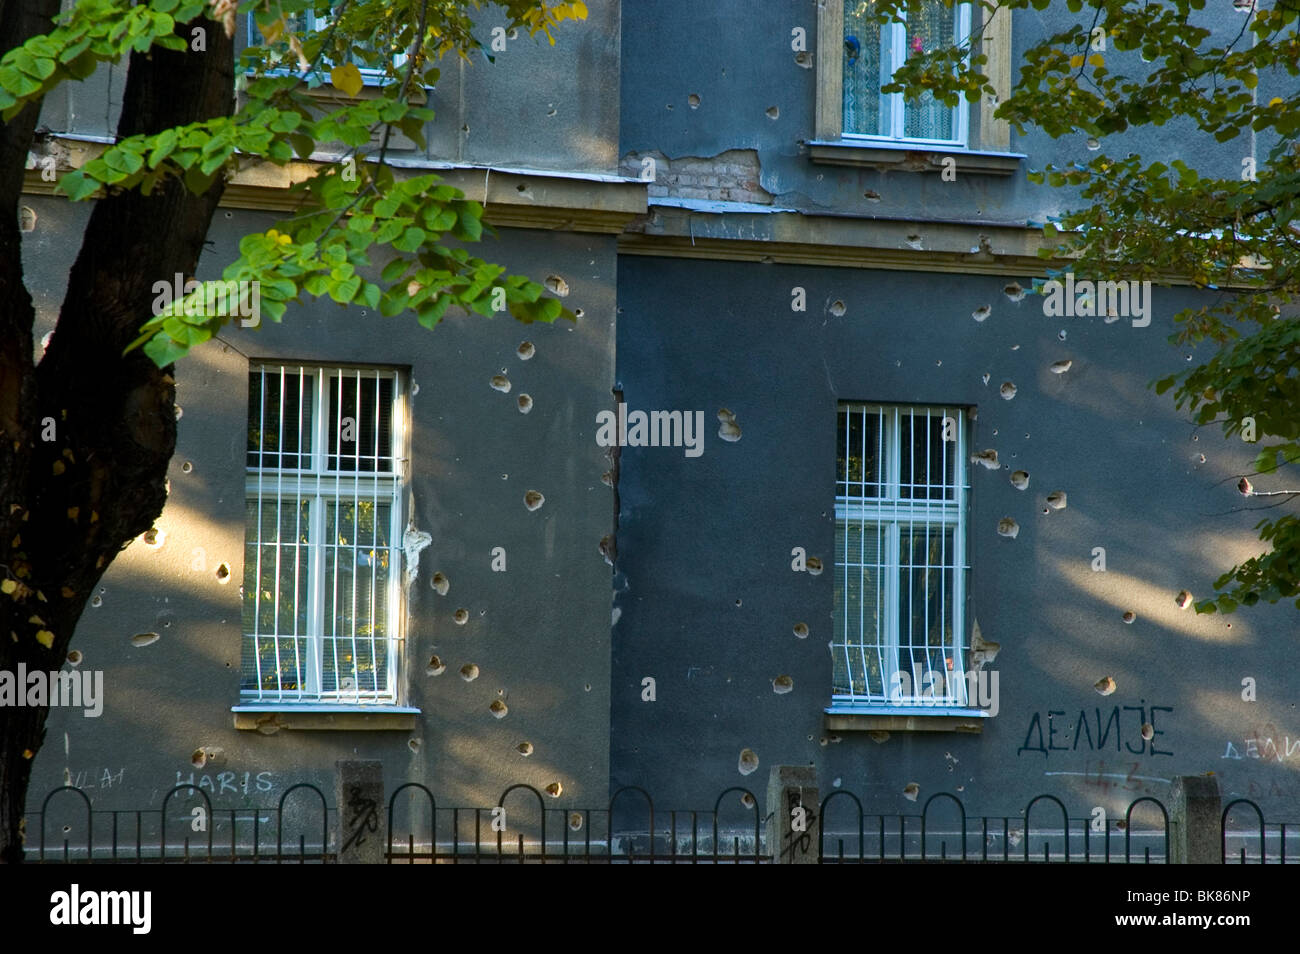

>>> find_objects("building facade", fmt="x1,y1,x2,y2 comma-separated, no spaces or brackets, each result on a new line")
19,0,1300,853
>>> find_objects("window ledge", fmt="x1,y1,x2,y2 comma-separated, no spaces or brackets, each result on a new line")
805,139,1025,176
825,706,989,733
232,704,419,732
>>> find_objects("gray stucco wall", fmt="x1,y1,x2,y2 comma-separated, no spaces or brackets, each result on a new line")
610,254,1300,826
26,198,618,837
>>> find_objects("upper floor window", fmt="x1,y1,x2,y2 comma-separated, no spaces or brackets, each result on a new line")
842,0,971,145
242,364,406,705
832,404,970,707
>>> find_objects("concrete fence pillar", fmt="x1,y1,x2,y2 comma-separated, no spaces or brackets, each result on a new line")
336,759,386,864
1169,774,1221,864
766,765,820,864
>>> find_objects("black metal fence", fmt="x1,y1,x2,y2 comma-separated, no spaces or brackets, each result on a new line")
20,783,1298,863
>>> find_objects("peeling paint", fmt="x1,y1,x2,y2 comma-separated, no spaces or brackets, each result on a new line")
401,525,432,588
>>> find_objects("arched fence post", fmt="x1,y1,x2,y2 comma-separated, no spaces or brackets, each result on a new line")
336,760,385,864
768,765,819,864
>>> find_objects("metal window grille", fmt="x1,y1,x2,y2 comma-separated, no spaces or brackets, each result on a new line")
242,364,405,705
842,0,971,145
833,404,969,705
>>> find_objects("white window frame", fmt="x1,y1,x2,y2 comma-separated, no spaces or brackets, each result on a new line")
245,8,408,84
831,404,970,710
241,363,407,707
842,0,972,148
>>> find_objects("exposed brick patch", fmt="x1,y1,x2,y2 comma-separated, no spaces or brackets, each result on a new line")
620,150,773,205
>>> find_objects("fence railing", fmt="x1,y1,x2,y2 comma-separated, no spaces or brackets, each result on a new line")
20,780,1299,863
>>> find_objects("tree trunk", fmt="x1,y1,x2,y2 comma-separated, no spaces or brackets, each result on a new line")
0,14,233,862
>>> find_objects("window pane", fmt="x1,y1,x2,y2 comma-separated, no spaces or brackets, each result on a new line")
322,499,392,695
837,405,883,498
896,526,958,699
842,1,887,135
900,410,956,500
327,372,396,472
240,497,312,694
247,368,313,470
833,519,886,699
902,1,956,140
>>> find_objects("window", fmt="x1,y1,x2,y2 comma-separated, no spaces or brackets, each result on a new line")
246,8,407,82
842,0,971,145
832,404,969,707
242,364,406,705
812,0,1019,170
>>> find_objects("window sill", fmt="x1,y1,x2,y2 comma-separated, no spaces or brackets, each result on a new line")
824,706,989,733
232,704,419,732
805,139,1025,176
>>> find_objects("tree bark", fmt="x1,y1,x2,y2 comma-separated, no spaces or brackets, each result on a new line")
0,13,233,862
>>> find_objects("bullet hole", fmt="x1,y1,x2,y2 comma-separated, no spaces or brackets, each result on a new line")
490,374,511,393
971,449,999,470
524,490,545,511
1003,282,1026,302
517,340,535,360
773,675,794,694
1197,453,1206,464
1192,434,1199,442
516,741,534,756
1000,381,1017,400
517,394,533,414
1046,491,1067,510
573,308,584,319
215,562,231,583
1010,470,1030,490
180,461,193,474
935,360,942,367
426,655,446,676
1050,359,1073,374
66,650,82,666
19,206,36,232
502,474,508,480
191,748,208,769
794,50,812,67
829,299,846,317
819,737,828,746
905,233,923,250
903,783,920,802
717,408,742,442
738,748,759,776
688,93,701,108
408,738,421,752
174,405,183,420
1185,353,1193,361
1085,138,1100,150
431,572,449,596
90,595,102,609
569,812,584,830
997,518,1019,539
793,622,809,638
544,275,569,297
545,782,563,798
1058,329,1067,341
1176,590,1193,610
601,471,614,488
864,189,881,202
1095,676,1117,695
460,663,480,681
972,305,991,322
143,528,165,548
489,699,508,719
130,632,160,647
453,608,469,625
584,682,592,692
1141,723,1155,741
1122,611,1136,624
739,792,756,809
1238,476,1254,495
806,556,823,575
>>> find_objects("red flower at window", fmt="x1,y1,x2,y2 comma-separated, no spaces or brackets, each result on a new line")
910,35,924,54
